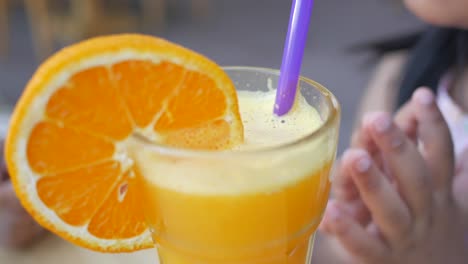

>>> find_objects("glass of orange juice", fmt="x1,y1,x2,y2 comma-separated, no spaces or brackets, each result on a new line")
132,67,340,264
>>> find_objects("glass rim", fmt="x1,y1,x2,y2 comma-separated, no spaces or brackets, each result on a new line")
134,66,340,157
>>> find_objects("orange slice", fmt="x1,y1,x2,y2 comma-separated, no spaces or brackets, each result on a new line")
4,34,243,252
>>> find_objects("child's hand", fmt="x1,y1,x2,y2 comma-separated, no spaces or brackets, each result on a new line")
322,88,468,264
0,140,47,249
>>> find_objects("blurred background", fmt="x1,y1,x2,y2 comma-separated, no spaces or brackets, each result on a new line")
0,0,423,151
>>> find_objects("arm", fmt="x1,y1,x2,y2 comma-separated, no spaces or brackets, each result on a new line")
352,51,408,131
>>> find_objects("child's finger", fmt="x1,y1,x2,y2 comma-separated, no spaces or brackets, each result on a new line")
320,198,371,233
395,88,454,196
394,102,418,144
364,112,432,219
325,201,390,264
352,126,388,171
412,88,454,196
331,158,359,201
335,127,383,202
343,148,411,243
336,117,387,203
344,199,371,227
351,128,378,156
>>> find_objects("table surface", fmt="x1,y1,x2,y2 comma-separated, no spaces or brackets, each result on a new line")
0,235,158,264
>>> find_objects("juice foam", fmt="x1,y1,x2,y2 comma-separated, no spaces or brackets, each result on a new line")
236,89,322,150
137,90,326,195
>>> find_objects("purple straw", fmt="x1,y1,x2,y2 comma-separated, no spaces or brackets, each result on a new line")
274,0,314,116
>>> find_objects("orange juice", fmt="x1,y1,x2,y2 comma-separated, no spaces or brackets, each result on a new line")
138,162,331,264
133,73,339,264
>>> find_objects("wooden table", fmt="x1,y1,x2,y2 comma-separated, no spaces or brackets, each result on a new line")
0,235,158,264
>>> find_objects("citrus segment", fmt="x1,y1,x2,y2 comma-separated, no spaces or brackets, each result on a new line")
27,121,115,174
113,61,187,128
87,171,147,240
46,66,134,140
155,71,227,131
37,161,121,226
5,34,243,252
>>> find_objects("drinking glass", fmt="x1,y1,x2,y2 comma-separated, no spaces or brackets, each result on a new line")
132,67,340,264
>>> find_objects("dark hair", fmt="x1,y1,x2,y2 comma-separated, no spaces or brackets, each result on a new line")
354,27,468,107
398,27,468,106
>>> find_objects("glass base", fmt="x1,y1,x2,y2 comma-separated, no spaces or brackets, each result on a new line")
155,233,317,264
